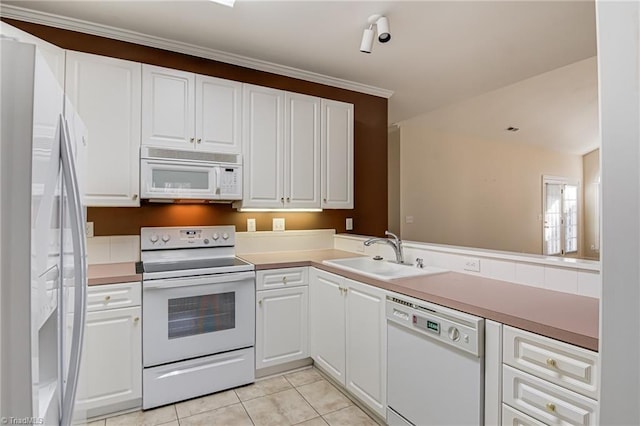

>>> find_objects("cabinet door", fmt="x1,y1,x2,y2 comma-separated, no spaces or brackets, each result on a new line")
142,64,195,149
242,84,285,208
345,278,386,417
284,92,321,209
309,269,346,385
321,99,354,209
66,51,141,206
195,75,242,153
256,287,309,369
75,306,142,417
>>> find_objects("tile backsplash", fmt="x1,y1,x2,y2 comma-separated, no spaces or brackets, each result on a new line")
87,235,140,264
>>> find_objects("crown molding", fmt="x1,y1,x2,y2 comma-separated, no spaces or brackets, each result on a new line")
1,4,394,99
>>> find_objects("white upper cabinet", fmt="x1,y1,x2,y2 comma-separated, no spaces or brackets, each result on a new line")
285,92,321,209
195,75,242,153
142,65,194,149
321,99,354,209
242,84,285,208
65,51,142,207
142,64,242,153
241,84,322,209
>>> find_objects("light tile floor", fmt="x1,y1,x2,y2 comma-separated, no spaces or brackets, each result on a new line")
88,368,379,426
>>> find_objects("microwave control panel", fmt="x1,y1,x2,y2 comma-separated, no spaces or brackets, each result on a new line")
219,166,242,198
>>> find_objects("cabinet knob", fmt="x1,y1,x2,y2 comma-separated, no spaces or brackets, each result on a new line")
546,402,556,412
546,358,557,368
197,138,202,144
132,194,138,200
286,197,290,203
323,198,327,203
133,317,140,323
281,197,284,203
283,276,288,283
190,137,195,143
258,300,263,306
104,295,111,302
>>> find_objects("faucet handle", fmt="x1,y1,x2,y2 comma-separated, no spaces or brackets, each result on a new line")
385,230,400,241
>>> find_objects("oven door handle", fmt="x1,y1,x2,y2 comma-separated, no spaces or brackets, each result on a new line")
144,270,255,290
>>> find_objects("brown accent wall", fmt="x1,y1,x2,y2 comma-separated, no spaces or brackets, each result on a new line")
6,19,388,237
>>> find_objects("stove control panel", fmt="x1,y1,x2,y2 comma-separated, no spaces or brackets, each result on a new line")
141,226,236,250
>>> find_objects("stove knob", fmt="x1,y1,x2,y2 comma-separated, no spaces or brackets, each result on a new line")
212,233,219,241
203,239,210,245
161,234,171,243
222,232,229,240
149,234,159,243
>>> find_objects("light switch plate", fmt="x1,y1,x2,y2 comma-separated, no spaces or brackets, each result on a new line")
247,218,256,232
346,218,353,231
272,218,285,232
85,222,94,238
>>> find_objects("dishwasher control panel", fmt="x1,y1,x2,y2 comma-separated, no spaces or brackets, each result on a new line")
386,296,484,357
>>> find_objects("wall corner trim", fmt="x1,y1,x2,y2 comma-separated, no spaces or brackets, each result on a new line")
0,4,394,99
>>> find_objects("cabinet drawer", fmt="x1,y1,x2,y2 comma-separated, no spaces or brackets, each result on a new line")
257,267,308,290
503,326,599,399
87,281,141,312
502,404,546,426
503,365,598,426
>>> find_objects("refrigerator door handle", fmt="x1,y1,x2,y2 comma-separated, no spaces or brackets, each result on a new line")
59,115,88,426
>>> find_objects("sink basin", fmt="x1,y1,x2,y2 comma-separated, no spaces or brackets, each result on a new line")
322,257,447,281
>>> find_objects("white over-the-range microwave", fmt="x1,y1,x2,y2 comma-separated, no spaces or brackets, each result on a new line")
140,147,242,202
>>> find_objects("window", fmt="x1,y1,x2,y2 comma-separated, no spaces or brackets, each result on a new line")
543,176,579,256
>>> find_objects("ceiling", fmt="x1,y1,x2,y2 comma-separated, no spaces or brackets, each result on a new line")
3,0,598,153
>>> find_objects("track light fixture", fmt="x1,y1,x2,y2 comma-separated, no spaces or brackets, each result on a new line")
360,14,391,54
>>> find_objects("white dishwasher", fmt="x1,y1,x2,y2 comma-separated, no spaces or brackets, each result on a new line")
386,296,484,426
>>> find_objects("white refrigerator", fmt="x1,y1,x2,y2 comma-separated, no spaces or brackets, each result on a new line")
1,39,88,425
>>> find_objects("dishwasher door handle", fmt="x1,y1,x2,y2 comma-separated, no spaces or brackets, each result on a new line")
392,308,410,321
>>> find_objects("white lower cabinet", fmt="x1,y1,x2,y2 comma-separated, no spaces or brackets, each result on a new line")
255,267,310,371
76,282,142,418
309,268,386,418
502,403,547,426
256,286,309,369
501,325,599,426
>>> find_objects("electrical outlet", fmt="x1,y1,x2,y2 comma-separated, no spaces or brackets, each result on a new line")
85,222,94,238
247,218,256,232
346,218,353,231
463,257,480,272
272,218,285,231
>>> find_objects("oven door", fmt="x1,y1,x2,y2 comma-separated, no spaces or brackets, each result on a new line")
142,271,255,367
140,158,218,200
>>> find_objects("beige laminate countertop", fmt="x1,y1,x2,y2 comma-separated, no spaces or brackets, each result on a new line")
88,262,141,286
240,249,599,352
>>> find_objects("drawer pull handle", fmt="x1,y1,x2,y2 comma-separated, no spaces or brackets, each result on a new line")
546,358,557,367
104,295,111,302
546,403,556,412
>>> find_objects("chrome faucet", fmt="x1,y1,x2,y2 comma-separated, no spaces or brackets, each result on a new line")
364,231,405,264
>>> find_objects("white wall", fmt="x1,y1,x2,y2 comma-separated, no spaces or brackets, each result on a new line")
597,1,640,423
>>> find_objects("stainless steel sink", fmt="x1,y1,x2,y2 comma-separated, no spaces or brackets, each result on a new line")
322,257,447,281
